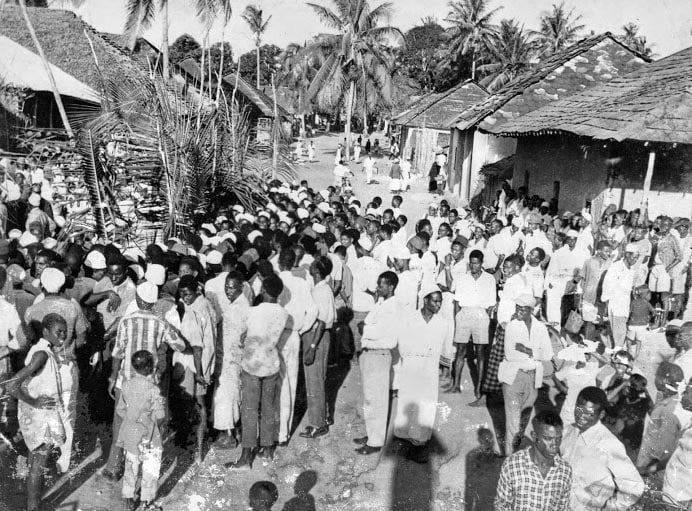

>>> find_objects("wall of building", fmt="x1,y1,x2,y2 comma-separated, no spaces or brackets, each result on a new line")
514,135,692,219
449,127,517,200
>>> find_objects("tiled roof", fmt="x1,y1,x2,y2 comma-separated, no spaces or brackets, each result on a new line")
489,45,692,144
445,33,650,131
393,81,488,130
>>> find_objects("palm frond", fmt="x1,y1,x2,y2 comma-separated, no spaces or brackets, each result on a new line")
123,0,157,50
306,2,343,30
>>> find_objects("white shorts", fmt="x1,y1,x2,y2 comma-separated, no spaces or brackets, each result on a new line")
649,265,671,293
626,325,648,343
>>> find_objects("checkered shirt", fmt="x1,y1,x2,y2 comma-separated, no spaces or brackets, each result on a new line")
495,448,572,511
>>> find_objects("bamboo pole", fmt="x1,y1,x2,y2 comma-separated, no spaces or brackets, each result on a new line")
271,72,278,180
18,0,74,139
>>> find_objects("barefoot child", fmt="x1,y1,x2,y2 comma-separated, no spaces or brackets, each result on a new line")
116,350,165,510
8,313,68,511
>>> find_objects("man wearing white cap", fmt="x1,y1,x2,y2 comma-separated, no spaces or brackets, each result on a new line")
601,244,639,347
24,267,89,472
498,294,553,455
103,281,186,479
25,192,55,237
544,230,589,326
277,249,318,445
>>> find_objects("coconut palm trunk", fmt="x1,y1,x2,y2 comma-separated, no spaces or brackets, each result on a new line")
344,80,355,160
256,41,261,88
161,0,169,78
18,0,74,138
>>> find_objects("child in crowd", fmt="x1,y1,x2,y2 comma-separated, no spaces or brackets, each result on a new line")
604,373,653,459
249,481,279,511
598,349,635,401
626,285,655,359
553,340,601,426
116,350,165,511
637,361,685,477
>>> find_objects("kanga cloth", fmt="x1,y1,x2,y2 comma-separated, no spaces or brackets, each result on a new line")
394,311,449,443
17,339,66,452
482,324,505,394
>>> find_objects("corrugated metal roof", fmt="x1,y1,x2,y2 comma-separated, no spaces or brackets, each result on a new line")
0,35,99,103
393,81,488,130
444,33,650,131
489,45,692,144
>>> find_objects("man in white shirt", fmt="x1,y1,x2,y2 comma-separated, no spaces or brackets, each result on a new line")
363,154,376,184
499,294,553,455
523,213,553,264
445,249,496,397
561,386,644,510
485,219,516,272
601,244,638,347
544,230,589,326
354,271,399,455
277,249,318,445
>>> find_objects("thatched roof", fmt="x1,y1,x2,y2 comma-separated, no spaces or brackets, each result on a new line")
489,45,692,144
0,35,99,103
445,33,650,132
176,59,291,120
0,5,142,93
393,81,488,130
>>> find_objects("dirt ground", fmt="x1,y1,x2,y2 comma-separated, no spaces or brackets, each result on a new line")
0,132,675,511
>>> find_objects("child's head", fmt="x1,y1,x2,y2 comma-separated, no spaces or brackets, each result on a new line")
628,373,648,396
42,313,67,347
131,350,155,377
249,481,278,511
611,349,634,376
655,361,684,393
634,284,650,301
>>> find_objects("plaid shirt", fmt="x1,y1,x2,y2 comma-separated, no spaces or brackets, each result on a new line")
495,448,572,511
112,308,186,388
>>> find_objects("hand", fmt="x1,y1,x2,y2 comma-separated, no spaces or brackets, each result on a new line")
107,291,122,312
195,374,208,387
108,378,117,399
515,343,533,357
357,321,365,335
33,396,57,409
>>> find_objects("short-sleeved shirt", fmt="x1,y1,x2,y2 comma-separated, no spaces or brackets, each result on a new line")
95,277,137,330
241,302,288,377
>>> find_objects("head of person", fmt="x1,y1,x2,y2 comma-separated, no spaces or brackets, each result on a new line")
514,294,536,322
178,274,199,306
596,240,613,261
526,247,546,267
261,274,284,303
565,230,578,249
551,231,565,251
675,219,690,239
611,349,634,377
574,386,608,432
107,256,129,286
438,222,452,240
450,237,468,262
131,349,155,377
376,271,398,300
310,256,332,285
178,256,200,279
489,219,503,236
391,195,402,208
42,313,67,348
623,244,638,267
427,203,438,217
659,216,673,234
34,249,56,279
339,230,355,249
416,218,433,237
654,361,684,394
531,410,563,461
248,481,279,511
502,254,524,279
665,319,684,350
278,248,297,272
422,288,443,315
468,249,484,274
224,271,245,303
631,225,647,242
681,377,692,412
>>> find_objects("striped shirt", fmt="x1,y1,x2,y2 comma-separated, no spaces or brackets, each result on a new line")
112,308,185,387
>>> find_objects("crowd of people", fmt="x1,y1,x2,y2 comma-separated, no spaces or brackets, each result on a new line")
1,148,692,510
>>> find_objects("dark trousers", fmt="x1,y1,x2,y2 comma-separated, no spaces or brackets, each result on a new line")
240,370,280,448
304,329,331,428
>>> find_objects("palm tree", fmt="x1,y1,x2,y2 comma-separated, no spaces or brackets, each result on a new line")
242,4,272,89
477,19,536,92
306,0,404,158
619,22,654,58
534,1,585,56
123,0,231,80
444,0,502,80
277,43,318,130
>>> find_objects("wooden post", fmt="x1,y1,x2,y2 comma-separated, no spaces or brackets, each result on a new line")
641,149,656,220
271,72,278,180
